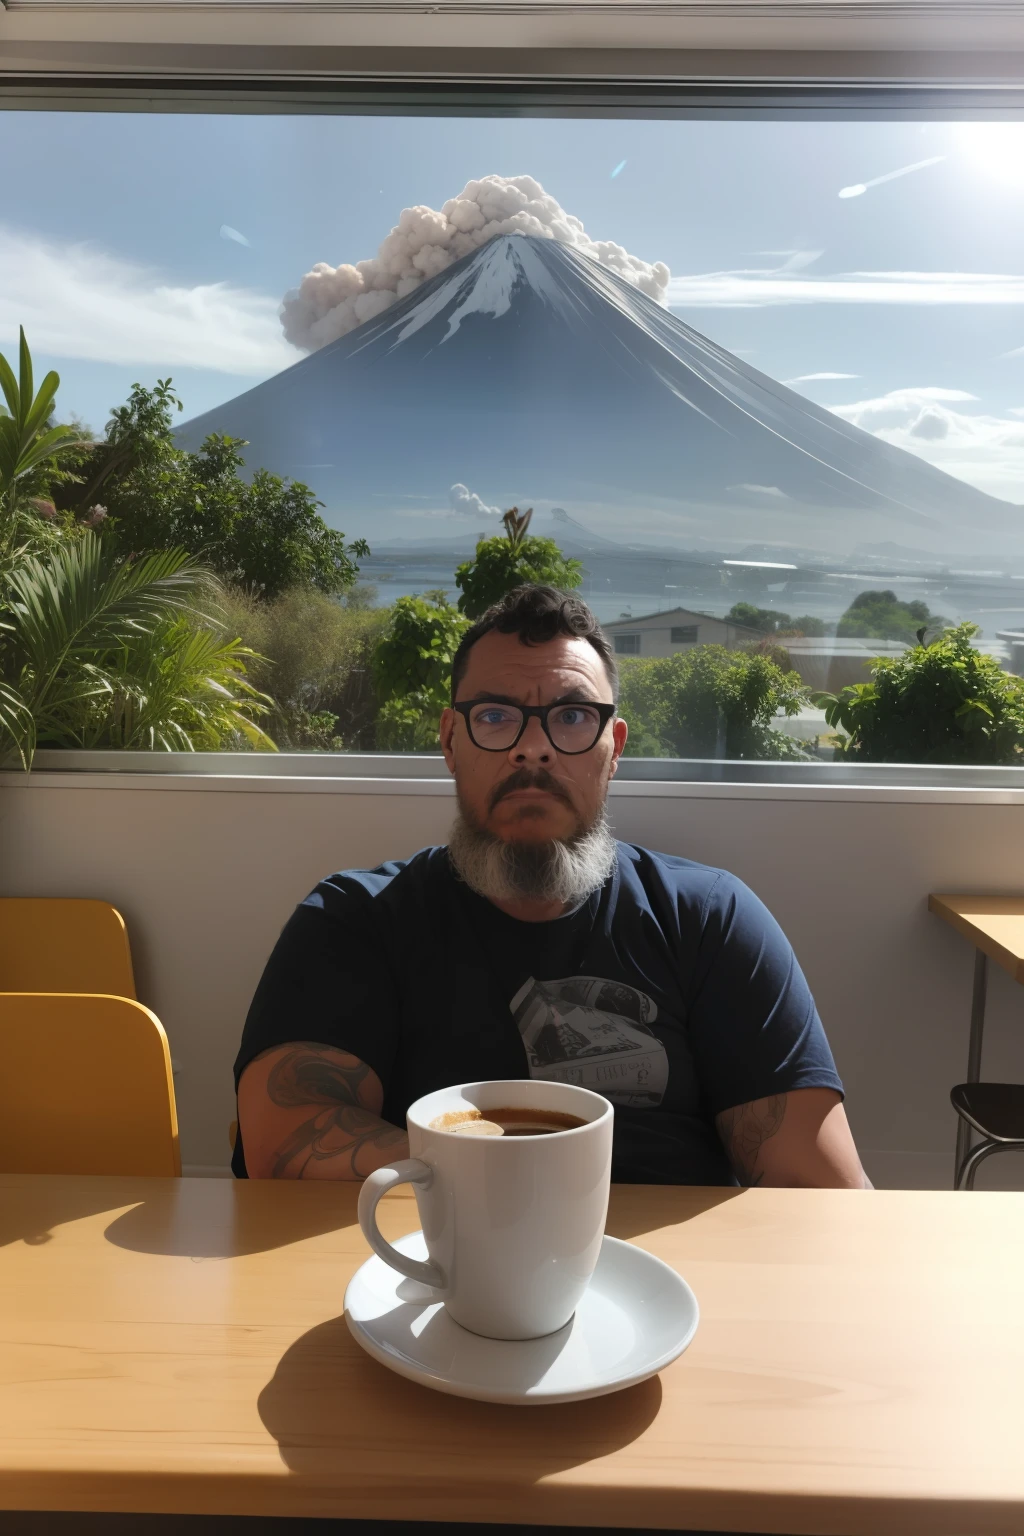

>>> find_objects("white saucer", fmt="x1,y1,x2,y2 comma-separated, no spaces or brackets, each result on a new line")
344,1231,699,1405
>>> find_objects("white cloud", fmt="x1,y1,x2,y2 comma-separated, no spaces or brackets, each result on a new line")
0,224,298,376
727,483,787,497
830,386,1024,502
281,174,670,351
667,266,1024,309
449,482,501,519
784,372,861,383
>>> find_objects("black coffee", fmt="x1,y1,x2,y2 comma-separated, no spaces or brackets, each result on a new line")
432,1107,587,1138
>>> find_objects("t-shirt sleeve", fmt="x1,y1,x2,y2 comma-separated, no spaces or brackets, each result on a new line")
232,886,401,1095
685,872,843,1116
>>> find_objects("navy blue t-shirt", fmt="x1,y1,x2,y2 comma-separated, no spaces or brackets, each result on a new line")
231,843,842,1184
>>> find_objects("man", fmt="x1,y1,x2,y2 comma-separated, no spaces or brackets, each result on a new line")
234,584,869,1189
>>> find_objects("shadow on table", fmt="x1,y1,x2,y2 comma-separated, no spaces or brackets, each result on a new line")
259,1313,662,1482
0,1176,142,1250
104,1180,358,1259
606,1183,745,1240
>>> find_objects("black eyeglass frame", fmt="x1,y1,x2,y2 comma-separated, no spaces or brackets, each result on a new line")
452,700,617,755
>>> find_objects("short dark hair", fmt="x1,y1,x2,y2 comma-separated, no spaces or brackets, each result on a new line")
451,585,618,703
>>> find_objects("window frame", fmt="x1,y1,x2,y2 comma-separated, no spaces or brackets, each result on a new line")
3,2,1023,790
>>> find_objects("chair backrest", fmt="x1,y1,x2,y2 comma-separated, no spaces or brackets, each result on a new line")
0,899,136,998
0,994,180,1177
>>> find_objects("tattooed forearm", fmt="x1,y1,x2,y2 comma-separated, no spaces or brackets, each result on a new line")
262,1043,407,1180
715,1094,788,1187
270,1105,407,1179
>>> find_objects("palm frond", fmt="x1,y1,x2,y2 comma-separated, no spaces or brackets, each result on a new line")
0,678,36,769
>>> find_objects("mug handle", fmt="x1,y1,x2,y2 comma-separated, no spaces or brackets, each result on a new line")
358,1158,445,1289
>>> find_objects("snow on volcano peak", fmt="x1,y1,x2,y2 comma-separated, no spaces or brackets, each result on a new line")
279,174,670,351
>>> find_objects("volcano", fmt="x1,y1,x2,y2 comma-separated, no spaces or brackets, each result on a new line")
177,233,1021,556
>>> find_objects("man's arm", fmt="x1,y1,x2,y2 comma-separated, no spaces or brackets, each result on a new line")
237,1041,409,1179
715,1087,872,1189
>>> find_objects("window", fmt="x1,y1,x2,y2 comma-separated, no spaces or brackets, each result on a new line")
3,97,1024,771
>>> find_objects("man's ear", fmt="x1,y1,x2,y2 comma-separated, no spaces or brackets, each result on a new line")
439,707,457,774
608,715,628,777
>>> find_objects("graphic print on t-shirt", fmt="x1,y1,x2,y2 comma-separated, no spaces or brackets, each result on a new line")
510,975,669,1108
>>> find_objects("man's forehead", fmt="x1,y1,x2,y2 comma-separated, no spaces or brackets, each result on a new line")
457,631,609,698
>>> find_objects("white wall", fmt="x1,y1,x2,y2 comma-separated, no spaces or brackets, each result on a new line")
3,770,1024,1190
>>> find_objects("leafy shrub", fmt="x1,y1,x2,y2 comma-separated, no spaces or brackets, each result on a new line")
372,593,469,750
218,585,388,750
618,644,810,760
819,622,1024,764
455,508,582,619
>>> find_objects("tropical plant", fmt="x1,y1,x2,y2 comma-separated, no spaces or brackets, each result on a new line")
219,584,388,749
836,589,949,645
455,508,583,619
818,622,1024,764
0,535,273,763
372,592,469,750
618,643,811,760
0,328,86,560
44,380,369,600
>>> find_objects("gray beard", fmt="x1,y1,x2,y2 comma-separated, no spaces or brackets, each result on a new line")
447,808,617,910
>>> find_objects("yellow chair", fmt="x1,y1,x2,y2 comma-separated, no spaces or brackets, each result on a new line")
0,898,136,998
0,994,180,1177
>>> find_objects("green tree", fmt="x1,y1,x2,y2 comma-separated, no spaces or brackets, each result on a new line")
818,622,1024,764
220,584,388,750
726,602,791,634
726,602,829,638
372,593,469,750
618,644,810,760
47,381,368,600
455,508,582,619
836,589,948,645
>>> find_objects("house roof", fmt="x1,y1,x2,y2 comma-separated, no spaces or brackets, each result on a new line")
602,606,760,636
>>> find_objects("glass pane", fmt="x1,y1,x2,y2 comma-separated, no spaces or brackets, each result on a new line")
2,110,1022,767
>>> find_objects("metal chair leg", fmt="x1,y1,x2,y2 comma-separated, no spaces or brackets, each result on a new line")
955,1138,1003,1190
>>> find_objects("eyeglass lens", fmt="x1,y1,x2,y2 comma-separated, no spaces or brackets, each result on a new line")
469,703,604,752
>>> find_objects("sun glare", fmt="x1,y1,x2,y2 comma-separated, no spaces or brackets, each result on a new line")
955,122,1024,187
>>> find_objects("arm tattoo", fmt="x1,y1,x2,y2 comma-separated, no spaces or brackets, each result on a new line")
265,1043,406,1179
715,1094,788,1187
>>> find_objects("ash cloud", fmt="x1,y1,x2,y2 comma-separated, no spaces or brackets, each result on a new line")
280,174,671,352
449,482,501,519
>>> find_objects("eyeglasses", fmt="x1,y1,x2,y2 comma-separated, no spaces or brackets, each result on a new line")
453,700,616,755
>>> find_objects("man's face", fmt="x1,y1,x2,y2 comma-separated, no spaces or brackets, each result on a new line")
439,631,628,843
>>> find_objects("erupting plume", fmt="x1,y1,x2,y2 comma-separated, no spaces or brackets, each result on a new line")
280,174,671,351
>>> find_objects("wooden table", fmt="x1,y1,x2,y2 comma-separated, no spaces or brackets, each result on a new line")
929,893,1024,1184
2,1175,1024,1536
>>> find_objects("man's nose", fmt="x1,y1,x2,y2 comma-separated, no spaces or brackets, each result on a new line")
510,715,553,764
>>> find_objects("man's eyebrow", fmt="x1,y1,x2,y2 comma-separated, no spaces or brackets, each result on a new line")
458,690,608,706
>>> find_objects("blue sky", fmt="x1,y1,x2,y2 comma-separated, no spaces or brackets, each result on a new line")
2,111,1023,501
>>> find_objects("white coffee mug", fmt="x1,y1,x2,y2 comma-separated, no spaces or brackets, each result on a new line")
357,1079,613,1340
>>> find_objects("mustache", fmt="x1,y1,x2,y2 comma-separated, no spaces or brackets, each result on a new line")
488,766,574,812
